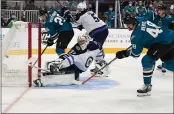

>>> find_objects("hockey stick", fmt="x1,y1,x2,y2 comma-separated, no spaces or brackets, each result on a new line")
29,45,48,68
26,58,50,72
72,57,117,85
72,45,133,85
28,63,50,72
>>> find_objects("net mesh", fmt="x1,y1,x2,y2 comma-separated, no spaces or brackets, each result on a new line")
2,23,39,87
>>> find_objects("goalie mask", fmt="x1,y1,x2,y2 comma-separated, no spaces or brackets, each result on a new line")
77,34,90,50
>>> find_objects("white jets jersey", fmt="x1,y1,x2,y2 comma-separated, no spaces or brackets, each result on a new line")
76,10,106,34
60,43,100,72
72,49,100,71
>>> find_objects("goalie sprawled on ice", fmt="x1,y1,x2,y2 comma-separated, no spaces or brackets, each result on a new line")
33,34,109,87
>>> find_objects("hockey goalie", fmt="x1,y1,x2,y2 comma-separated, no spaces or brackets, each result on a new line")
34,34,109,87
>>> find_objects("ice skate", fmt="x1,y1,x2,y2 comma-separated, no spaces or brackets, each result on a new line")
157,65,166,73
33,79,43,87
137,84,152,97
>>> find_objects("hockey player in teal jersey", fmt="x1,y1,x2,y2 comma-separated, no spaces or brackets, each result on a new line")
116,14,174,96
39,8,74,55
137,4,174,73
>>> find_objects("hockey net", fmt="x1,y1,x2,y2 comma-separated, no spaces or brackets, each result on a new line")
1,22,42,87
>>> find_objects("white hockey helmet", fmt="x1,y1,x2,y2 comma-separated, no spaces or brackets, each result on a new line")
170,5,174,14
170,5,174,10
77,33,90,50
76,2,87,13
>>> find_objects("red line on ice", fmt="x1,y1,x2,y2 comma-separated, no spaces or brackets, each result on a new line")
3,88,30,113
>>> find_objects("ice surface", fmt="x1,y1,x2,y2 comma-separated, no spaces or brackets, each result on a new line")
2,54,173,113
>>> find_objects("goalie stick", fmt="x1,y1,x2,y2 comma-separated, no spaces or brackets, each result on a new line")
28,34,60,69
72,57,117,85
26,57,50,72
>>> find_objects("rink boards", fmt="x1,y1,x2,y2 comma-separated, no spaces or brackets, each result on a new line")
1,28,148,55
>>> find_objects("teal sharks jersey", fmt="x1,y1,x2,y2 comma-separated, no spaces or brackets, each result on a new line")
44,9,73,39
127,20,174,57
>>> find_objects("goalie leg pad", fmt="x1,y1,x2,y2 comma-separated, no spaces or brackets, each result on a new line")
90,59,109,77
95,49,105,62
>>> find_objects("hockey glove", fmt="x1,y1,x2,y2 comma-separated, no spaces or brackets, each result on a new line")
62,7,71,19
77,25,84,31
116,50,128,59
47,38,54,46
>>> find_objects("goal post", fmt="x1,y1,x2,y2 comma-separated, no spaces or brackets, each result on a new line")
1,21,42,87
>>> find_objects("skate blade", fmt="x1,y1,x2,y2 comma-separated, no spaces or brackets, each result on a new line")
137,92,151,97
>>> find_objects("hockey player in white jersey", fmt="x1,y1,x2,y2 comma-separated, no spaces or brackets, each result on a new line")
33,34,109,87
72,2,109,77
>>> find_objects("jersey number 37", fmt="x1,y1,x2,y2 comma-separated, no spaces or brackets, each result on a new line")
146,21,163,38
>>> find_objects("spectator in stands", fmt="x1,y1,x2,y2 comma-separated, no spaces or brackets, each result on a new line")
146,2,155,13
21,15,26,22
6,13,17,27
123,1,136,16
105,5,115,28
136,0,147,17
24,0,38,10
1,17,6,27
12,2,20,10
1,1,7,9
